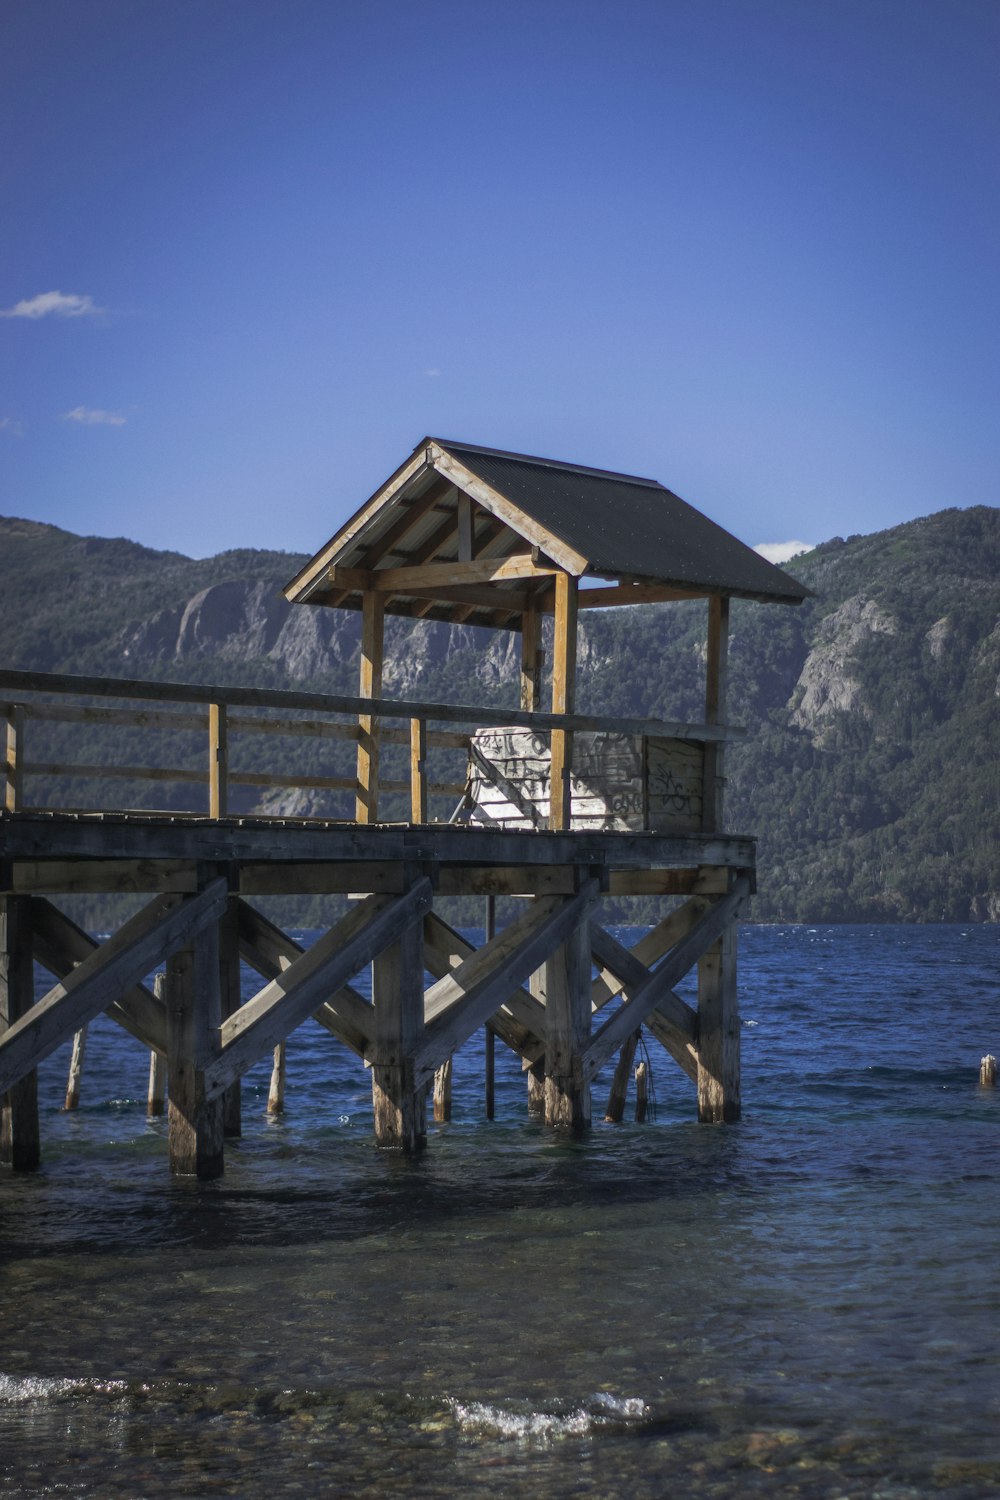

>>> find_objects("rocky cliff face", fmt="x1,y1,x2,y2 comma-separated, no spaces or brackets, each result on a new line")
788,594,898,737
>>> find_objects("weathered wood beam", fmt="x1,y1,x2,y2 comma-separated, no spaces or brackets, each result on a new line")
520,605,544,712
30,898,168,1055
363,555,561,594
13,860,197,896
236,898,373,1059
588,919,699,1082
0,882,227,1097
209,703,228,819
582,879,749,1082
575,582,705,609
415,881,598,1086
353,477,453,568
4,705,24,813
204,885,431,1101
1,893,37,1169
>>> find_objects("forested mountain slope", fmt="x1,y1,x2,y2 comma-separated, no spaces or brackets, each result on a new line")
1,506,997,922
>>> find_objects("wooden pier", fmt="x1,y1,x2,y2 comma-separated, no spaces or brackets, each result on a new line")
1,439,806,1176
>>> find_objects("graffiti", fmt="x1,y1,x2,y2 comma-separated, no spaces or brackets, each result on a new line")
647,764,696,815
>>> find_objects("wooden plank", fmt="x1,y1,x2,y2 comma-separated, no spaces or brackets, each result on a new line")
549,572,578,831
354,476,453,568
23,761,207,785
646,738,704,835
435,865,576,897
603,1029,640,1122
0,668,741,743
219,896,242,1138
209,703,228,819
204,884,431,1100
355,591,384,824
25,703,207,733
428,445,590,574
582,880,749,1081
415,881,598,1084
1,893,38,1169
236,898,373,1059
147,974,167,1114
239,861,405,896
0,881,227,1097
588,919,698,1082
409,716,427,824
29,897,170,1055
369,554,559,594
63,1027,87,1110
11,859,197,895
697,924,740,1122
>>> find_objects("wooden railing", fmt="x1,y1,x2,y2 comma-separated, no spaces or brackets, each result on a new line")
0,669,738,828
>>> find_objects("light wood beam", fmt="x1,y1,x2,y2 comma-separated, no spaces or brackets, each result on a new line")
1,893,37,1169
355,590,385,823
549,572,578,831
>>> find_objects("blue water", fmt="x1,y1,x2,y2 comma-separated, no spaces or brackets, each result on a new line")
1,924,998,1498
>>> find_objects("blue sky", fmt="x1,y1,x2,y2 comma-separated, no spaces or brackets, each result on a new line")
1,0,997,562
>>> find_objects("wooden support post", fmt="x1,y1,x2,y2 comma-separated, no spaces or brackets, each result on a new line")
1,894,38,1170
702,595,729,834
147,977,167,1117
635,1059,649,1122
696,921,740,1123
371,900,426,1152
980,1054,997,1088
527,1059,546,1117
4,705,24,813
267,1042,286,1114
356,591,385,824
409,717,427,824
520,607,543,712
219,897,242,1137
209,703,228,819
603,1029,640,1123
166,890,224,1178
63,1026,87,1111
549,572,578,831
433,1057,452,1123
543,898,592,1131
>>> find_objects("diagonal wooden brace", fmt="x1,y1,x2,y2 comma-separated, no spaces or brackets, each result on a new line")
202,880,433,1102
582,878,750,1082
0,881,228,1097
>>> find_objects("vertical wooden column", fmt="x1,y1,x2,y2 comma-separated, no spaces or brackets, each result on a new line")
166,883,224,1178
219,896,242,1137
543,898,592,1131
355,591,385,824
267,1043,286,1114
63,1027,87,1111
409,717,427,824
548,573,578,831
371,900,426,1153
696,920,740,1122
702,595,730,834
520,607,544,713
4,704,24,813
209,703,228,819
0,893,39,1171
147,974,167,1116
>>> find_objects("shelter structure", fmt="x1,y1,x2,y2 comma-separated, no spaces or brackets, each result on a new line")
1,439,807,1178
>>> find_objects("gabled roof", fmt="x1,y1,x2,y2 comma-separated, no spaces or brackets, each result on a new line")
284,437,809,627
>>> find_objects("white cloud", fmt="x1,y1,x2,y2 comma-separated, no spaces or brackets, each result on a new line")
61,405,126,427
754,539,814,565
0,415,24,436
1,290,105,320
424,367,441,377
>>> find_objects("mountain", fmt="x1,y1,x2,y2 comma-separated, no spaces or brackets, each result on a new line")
1,506,997,922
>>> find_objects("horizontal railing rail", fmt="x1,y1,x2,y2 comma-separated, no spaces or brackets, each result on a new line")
0,668,743,827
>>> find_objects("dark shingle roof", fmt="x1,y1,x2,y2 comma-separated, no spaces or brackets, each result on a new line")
436,439,808,604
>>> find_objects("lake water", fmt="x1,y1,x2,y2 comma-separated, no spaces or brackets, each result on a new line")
1,924,998,1498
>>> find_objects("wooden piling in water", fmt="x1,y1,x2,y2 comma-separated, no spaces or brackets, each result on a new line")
267,1041,286,1114
634,1059,649,1122
147,974,167,1116
165,904,225,1180
604,1029,641,1123
63,1026,87,1111
1,893,39,1171
980,1054,997,1088
433,1056,452,1123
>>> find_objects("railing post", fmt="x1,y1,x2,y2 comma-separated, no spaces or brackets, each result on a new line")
356,591,385,824
4,704,24,813
702,596,729,833
549,573,578,831
409,717,428,824
209,703,228,819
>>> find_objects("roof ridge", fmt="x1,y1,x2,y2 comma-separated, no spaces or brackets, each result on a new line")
423,436,665,490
